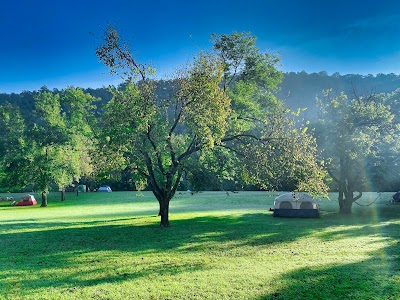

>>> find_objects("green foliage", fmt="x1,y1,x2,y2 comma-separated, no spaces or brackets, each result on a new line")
4,72,400,122
212,31,283,91
97,52,231,210
0,88,97,202
212,33,325,194
0,103,26,161
177,53,230,148
96,28,327,226
185,147,242,191
315,89,400,212
0,104,27,191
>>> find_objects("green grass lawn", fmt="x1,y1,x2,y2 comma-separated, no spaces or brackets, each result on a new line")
0,191,399,299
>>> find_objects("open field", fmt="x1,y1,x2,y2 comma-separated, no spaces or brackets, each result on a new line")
0,191,399,299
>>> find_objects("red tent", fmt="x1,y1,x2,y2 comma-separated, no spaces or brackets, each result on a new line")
17,195,37,206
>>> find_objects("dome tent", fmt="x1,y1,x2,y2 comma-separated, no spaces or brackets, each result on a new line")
17,194,37,206
272,192,319,218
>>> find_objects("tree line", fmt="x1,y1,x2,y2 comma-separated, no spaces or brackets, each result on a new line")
3,71,400,120
1,29,400,225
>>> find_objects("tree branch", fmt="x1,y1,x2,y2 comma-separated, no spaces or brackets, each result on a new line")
353,191,362,202
222,133,264,143
225,53,245,89
117,44,147,82
326,167,339,183
215,144,247,158
141,150,162,197
169,107,183,137
177,135,202,162
146,126,165,175
171,168,183,196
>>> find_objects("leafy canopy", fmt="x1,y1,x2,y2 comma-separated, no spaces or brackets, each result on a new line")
96,27,327,225
315,89,400,212
0,87,97,202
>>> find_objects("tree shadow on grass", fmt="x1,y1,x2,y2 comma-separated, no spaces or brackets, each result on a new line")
255,220,400,300
0,214,317,293
0,208,399,297
255,242,400,299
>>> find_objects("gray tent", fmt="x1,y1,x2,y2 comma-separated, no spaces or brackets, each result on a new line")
272,192,319,218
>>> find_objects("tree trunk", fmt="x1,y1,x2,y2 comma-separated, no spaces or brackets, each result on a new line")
41,191,47,207
146,161,183,227
61,189,65,201
159,199,170,227
338,191,362,214
339,198,353,214
338,179,352,214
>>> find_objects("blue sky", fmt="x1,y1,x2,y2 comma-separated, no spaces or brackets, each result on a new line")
1,0,400,93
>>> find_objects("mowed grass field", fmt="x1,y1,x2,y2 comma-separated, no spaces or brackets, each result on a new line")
0,191,399,299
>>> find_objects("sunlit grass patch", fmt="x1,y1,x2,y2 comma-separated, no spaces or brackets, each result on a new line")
0,191,399,299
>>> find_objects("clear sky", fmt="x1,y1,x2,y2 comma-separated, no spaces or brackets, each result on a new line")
1,0,400,93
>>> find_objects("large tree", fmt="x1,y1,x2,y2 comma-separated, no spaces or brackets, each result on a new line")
0,103,27,192
315,89,400,214
0,88,97,205
96,27,327,226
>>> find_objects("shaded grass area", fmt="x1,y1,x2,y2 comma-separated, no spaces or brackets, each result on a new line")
0,191,399,299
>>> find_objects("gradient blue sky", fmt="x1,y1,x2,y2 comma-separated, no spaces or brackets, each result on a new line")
1,0,400,93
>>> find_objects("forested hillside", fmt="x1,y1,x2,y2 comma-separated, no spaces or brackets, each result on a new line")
278,72,400,118
2,72,400,119
2,70,400,194
0,88,113,117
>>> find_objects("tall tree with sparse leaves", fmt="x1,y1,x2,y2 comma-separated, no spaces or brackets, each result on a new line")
96,27,327,227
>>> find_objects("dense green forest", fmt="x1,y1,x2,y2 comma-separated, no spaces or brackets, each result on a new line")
2,72,400,119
